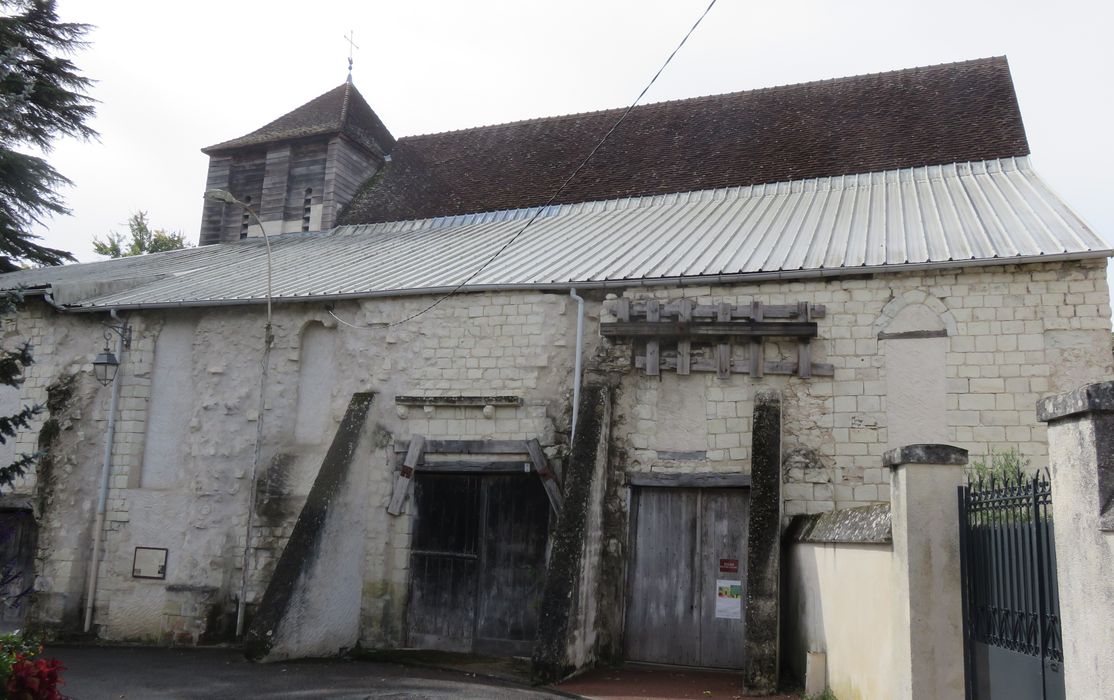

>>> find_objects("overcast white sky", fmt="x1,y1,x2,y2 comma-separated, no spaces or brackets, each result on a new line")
35,0,1114,275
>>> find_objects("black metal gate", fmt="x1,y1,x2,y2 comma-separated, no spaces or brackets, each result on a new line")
958,473,1065,700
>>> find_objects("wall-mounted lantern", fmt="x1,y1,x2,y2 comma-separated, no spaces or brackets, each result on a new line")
93,322,131,386
92,344,120,386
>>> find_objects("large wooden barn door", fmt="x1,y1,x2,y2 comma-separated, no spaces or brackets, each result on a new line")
625,487,749,669
407,473,550,656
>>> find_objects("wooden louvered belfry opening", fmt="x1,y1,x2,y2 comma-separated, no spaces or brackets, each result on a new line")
601,298,831,379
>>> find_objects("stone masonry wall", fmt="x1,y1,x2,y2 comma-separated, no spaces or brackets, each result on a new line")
602,259,1112,517
6,290,578,646
3,257,1109,646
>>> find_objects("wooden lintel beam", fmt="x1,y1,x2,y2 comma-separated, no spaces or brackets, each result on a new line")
393,439,529,454
394,395,522,407
628,472,752,488
600,320,818,338
403,460,533,474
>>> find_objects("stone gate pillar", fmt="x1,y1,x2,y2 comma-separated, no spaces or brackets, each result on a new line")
885,443,967,700
1037,381,1114,699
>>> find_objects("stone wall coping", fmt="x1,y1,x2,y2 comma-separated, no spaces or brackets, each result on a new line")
787,503,892,544
882,444,968,469
1037,380,1114,423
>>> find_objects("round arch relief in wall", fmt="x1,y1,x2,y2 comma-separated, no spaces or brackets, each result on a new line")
875,290,956,340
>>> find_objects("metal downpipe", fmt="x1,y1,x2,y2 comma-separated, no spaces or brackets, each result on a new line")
569,288,585,443
83,310,125,633
235,321,273,638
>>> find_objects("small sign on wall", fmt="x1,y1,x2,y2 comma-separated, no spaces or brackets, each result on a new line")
715,579,742,620
132,547,168,579
719,558,739,574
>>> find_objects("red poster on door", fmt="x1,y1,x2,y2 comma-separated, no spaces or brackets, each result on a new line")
719,558,739,574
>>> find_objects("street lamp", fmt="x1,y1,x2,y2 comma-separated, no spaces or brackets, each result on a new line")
202,188,275,639
203,189,274,331
92,322,131,386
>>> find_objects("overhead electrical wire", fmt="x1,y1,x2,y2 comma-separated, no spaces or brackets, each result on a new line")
329,0,719,330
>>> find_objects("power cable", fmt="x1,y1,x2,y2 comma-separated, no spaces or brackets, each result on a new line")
332,0,719,330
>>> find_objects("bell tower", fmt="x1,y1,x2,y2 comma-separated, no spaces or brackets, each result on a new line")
198,81,394,245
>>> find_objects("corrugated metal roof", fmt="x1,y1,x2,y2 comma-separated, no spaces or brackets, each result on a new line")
2,157,1106,311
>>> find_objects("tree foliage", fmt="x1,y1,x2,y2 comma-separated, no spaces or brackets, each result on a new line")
0,0,96,272
92,211,192,258
0,290,42,492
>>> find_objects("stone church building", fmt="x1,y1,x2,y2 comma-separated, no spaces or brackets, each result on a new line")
0,57,1109,689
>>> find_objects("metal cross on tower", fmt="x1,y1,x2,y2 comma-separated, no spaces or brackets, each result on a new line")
344,30,360,82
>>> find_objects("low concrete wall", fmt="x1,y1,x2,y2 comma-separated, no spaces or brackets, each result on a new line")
784,505,894,700
783,445,967,700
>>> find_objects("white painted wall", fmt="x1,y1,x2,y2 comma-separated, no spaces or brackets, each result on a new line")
784,542,894,700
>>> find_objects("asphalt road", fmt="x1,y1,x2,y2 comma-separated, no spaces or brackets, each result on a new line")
48,646,567,700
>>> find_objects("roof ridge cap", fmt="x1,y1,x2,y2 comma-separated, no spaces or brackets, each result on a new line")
338,80,352,130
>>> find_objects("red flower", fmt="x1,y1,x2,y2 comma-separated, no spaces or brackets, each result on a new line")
5,656,64,700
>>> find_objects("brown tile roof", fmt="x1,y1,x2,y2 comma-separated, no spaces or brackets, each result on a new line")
340,57,1028,226
202,81,395,156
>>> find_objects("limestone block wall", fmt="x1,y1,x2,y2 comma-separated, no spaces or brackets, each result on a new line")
2,257,1109,648
7,290,579,645
602,259,1112,517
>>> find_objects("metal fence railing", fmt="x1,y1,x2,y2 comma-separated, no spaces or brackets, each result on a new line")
958,471,1064,700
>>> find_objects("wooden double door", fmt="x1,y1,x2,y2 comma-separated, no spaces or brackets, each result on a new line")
406,473,550,656
625,487,749,669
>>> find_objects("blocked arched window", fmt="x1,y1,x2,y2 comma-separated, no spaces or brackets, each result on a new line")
294,321,336,445
877,295,953,449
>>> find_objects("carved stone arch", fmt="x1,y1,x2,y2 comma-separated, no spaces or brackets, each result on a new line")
874,290,957,339
876,290,952,450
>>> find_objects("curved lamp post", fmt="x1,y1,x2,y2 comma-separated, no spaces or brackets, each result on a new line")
203,189,275,638
204,189,274,330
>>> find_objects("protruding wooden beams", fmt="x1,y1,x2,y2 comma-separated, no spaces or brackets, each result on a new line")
677,299,692,375
614,300,826,321
601,320,818,339
749,301,764,379
387,434,425,515
388,437,563,517
634,355,834,376
717,302,732,379
527,438,563,515
646,299,661,377
797,301,812,379
604,298,823,379
616,297,631,322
